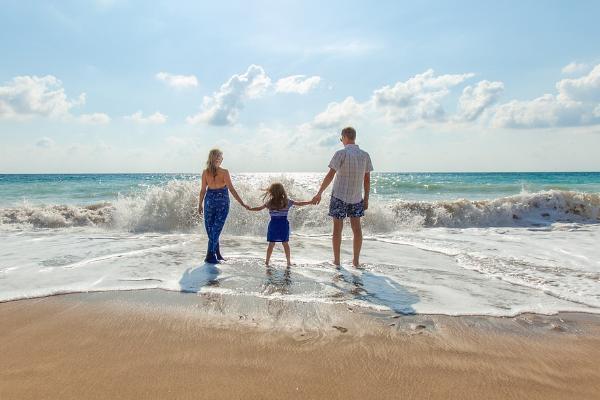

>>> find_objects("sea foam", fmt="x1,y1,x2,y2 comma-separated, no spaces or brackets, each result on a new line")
1,179,598,232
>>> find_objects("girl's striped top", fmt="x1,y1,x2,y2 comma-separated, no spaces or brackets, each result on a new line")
269,199,294,218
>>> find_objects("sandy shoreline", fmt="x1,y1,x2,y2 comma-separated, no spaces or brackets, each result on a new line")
2,290,600,400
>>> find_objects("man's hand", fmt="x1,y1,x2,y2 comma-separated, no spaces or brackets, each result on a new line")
313,169,335,205
312,193,322,205
363,199,369,211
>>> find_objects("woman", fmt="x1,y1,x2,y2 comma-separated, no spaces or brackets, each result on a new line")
198,149,246,264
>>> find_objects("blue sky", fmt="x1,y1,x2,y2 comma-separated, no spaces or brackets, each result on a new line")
1,0,600,172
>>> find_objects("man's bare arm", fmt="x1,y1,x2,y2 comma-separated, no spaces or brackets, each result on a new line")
293,200,314,207
363,172,370,210
312,168,336,204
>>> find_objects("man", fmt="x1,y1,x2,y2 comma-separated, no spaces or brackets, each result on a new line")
312,127,373,267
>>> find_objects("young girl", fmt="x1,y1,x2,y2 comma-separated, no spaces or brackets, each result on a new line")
246,183,313,266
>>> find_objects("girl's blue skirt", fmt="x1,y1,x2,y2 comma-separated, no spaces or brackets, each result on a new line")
267,217,290,242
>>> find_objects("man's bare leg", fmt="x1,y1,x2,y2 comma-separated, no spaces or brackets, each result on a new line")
266,242,275,265
350,217,363,267
332,218,343,266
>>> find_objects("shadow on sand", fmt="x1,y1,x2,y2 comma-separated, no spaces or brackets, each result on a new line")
179,263,221,293
334,266,419,315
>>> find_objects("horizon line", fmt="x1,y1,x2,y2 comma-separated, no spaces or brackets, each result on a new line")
1,171,600,175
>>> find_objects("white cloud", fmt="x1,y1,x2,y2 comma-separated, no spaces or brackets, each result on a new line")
186,64,271,126
492,94,589,128
79,112,111,124
457,80,504,121
155,72,198,89
35,137,55,148
125,111,168,124
310,69,476,129
0,75,85,119
556,64,600,102
561,62,590,75
308,65,600,131
372,69,474,122
493,64,600,128
275,75,321,94
312,96,364,129
242,66,272,98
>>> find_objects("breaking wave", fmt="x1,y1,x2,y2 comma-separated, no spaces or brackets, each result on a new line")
1,179,599,232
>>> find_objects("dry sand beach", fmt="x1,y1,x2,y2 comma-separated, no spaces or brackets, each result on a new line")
2,290,599,400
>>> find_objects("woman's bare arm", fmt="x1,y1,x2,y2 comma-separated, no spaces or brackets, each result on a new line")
248,204,267,212
224,170,246,207
198,170,208,214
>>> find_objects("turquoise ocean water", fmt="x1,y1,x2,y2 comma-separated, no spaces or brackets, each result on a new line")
2,172,600,206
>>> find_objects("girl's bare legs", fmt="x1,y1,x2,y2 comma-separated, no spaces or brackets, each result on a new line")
282,242,291,266
266,242,276,266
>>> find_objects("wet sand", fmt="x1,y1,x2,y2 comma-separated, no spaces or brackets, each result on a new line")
1,291,600,400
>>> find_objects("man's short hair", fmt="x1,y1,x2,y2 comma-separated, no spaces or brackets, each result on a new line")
341,126,356,140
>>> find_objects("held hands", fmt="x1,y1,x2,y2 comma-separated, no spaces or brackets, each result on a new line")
311,192,322,205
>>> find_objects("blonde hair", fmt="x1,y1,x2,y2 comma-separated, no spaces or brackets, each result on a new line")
263,183,289,210
205,149,223,177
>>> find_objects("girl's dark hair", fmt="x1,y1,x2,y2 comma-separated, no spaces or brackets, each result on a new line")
263,182,288,210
